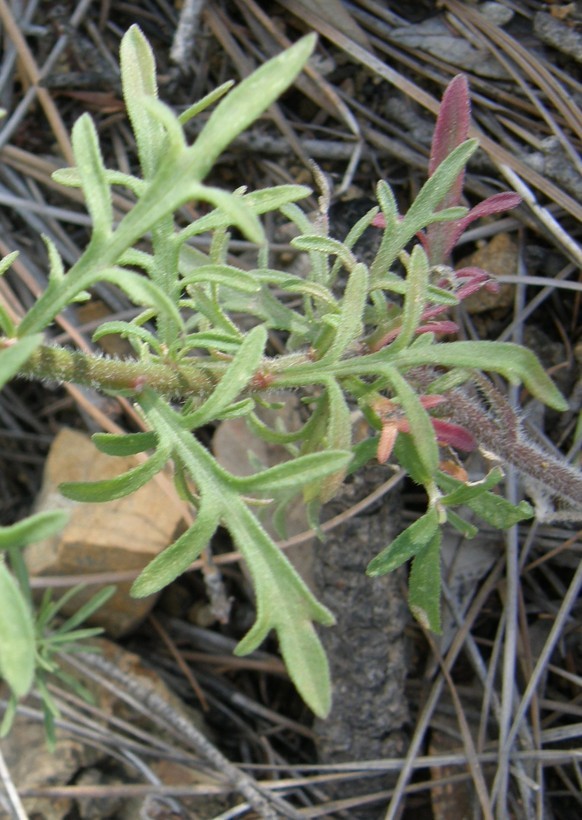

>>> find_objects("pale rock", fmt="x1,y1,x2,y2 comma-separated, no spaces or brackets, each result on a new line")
0,715,100,820
27,428,184,637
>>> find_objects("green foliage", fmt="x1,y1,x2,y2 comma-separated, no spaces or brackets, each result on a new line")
0,513,114,744
0,26,572,720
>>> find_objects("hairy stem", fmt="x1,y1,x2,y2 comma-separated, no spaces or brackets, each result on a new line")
12,343,219,398
446,388,582,512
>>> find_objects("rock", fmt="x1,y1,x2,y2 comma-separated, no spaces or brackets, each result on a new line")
27,428,184,637
0,716,101,820
313,465,409,816
459,232,517,314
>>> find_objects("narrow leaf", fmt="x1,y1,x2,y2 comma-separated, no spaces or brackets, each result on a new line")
182,264,260,293
132,504,221,597
367,507,440,576
60,444,169,502
387,245,429,353
408,530,442,633
180,325,267,429
92,431,158,457
178,80,235,124
71,114,113,241
393,341,568,411
404,140,478,238
120,25,165,179
185,34,317,181
320,263,368,362
0,511,68,551
232,450,352,494
383,366,439,480
291,235,358,271
440,466,504,506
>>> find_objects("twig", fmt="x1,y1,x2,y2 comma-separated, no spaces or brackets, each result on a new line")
61,650,304,819
0,744,27,820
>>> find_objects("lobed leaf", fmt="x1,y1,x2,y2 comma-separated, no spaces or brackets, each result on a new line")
71,114,113,242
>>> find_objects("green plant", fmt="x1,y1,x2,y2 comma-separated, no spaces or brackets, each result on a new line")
0,26,577,722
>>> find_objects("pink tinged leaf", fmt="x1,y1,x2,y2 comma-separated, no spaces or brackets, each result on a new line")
443,192,522,257
424,79,471,265
419,395,446,410
396,417,476,452
431,419,476,451
377,422,399,464
417,320,459,336
429,75,471,179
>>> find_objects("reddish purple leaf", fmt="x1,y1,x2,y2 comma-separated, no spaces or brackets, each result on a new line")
429,75,470,181
437,192,522,261
430,419,476,451
425,75,471,264
416,320,459,336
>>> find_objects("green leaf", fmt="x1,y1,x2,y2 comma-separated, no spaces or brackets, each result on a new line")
440,467,504,506
51,586,116,635
393,341,568,412
446,509,478,539
99,268,185,335
0,561,35,698
367,507,440,576
232,450,352,494
180,325,267,429
178,184,311,240
60,442,170,502
178,80,235,124
387,245,429,353
0,335,43,389
408,530,442,633
437,471,533,527
132,504,221,597
43,235,65,284
319,263,368,363
185,34,317,181
141,96,186,154
404,140,478,236
0,250,18,278
92,431,158,457
229,503,334,718
291,235,358,271
92,321,164,354
71,114,113,242
383,365,439,480
120,25,165,179
181,264,260,293
0,511,68,551
318,379,352,502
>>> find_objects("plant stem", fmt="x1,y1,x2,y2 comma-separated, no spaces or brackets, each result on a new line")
13,343,219,398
